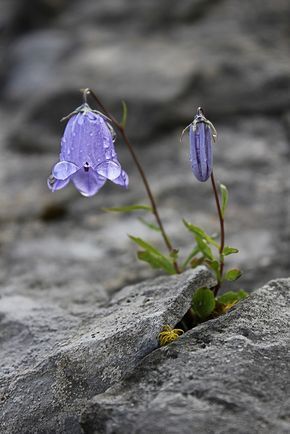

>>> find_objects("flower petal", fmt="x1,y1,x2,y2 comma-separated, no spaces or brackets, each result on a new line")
71,168,106,197
47,176,70,192
111,170,129,188
52,161,79,180
60,112,118,169
96,159,121,180
190,122,212,182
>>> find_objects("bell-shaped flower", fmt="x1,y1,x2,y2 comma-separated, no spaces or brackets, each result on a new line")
181,107,216,182
48,104,128,197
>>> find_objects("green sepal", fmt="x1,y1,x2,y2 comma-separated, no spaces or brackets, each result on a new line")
183,220,219,249
223,246,239,256
220,184,228,218
192,287,216,320
103,204,152,213
224,268,242,281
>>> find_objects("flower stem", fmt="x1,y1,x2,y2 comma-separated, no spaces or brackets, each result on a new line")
86,88,181,274
210,171,225,295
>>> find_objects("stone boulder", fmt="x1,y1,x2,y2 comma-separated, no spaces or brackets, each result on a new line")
81,278,290,434
0,267,213,433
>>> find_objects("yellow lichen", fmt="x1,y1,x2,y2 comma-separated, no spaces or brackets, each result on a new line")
220,300,238,314
158,325,184,347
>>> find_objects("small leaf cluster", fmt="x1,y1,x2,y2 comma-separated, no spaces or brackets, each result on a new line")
183,219,241,284
182,184,242,289
129,235,177,275
104,204,178,274
191,287,248,323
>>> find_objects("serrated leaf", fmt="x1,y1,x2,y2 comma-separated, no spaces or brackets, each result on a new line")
224,268,242,281
137,251,175,274
183,220,219,249
192,287,216,320
121,100,128,128
195,236,214,260
218,290,248,305
223,246,239,256
104,204,152,213
138,217,161,232
220,184,228,218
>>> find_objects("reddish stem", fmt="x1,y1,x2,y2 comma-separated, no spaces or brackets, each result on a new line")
210,171,225,295
86,88,181,274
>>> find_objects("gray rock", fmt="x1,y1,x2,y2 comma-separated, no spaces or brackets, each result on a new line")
0,267,213,434
81,278,290,434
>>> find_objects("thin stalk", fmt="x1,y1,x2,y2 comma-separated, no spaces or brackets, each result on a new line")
86,88,181,274
182,246,200,270
210,171,225,295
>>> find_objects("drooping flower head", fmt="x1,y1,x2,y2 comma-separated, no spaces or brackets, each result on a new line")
181,107,217,182
48,103,128,197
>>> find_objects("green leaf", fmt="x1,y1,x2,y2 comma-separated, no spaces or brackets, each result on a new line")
128,235,162,256
223,246,239,256
129,235,176,274
220,184,228,218
138,217,161,232
121,100,128,128
224,268,242,281
192,287,216,320
218,290,248,305
137,251,175,274
206,259,221,280
236,289,248,299
195,236,214,260
104,204,152,213
183,220,219,249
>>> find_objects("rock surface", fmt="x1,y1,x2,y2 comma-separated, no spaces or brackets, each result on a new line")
0,267,213,434
81,278,290,434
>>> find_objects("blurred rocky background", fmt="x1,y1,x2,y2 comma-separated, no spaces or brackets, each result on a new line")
0,2,290,432
0,0,289,314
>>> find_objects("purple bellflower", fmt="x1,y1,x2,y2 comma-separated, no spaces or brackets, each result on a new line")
48,103,128,197
181,107,217,182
